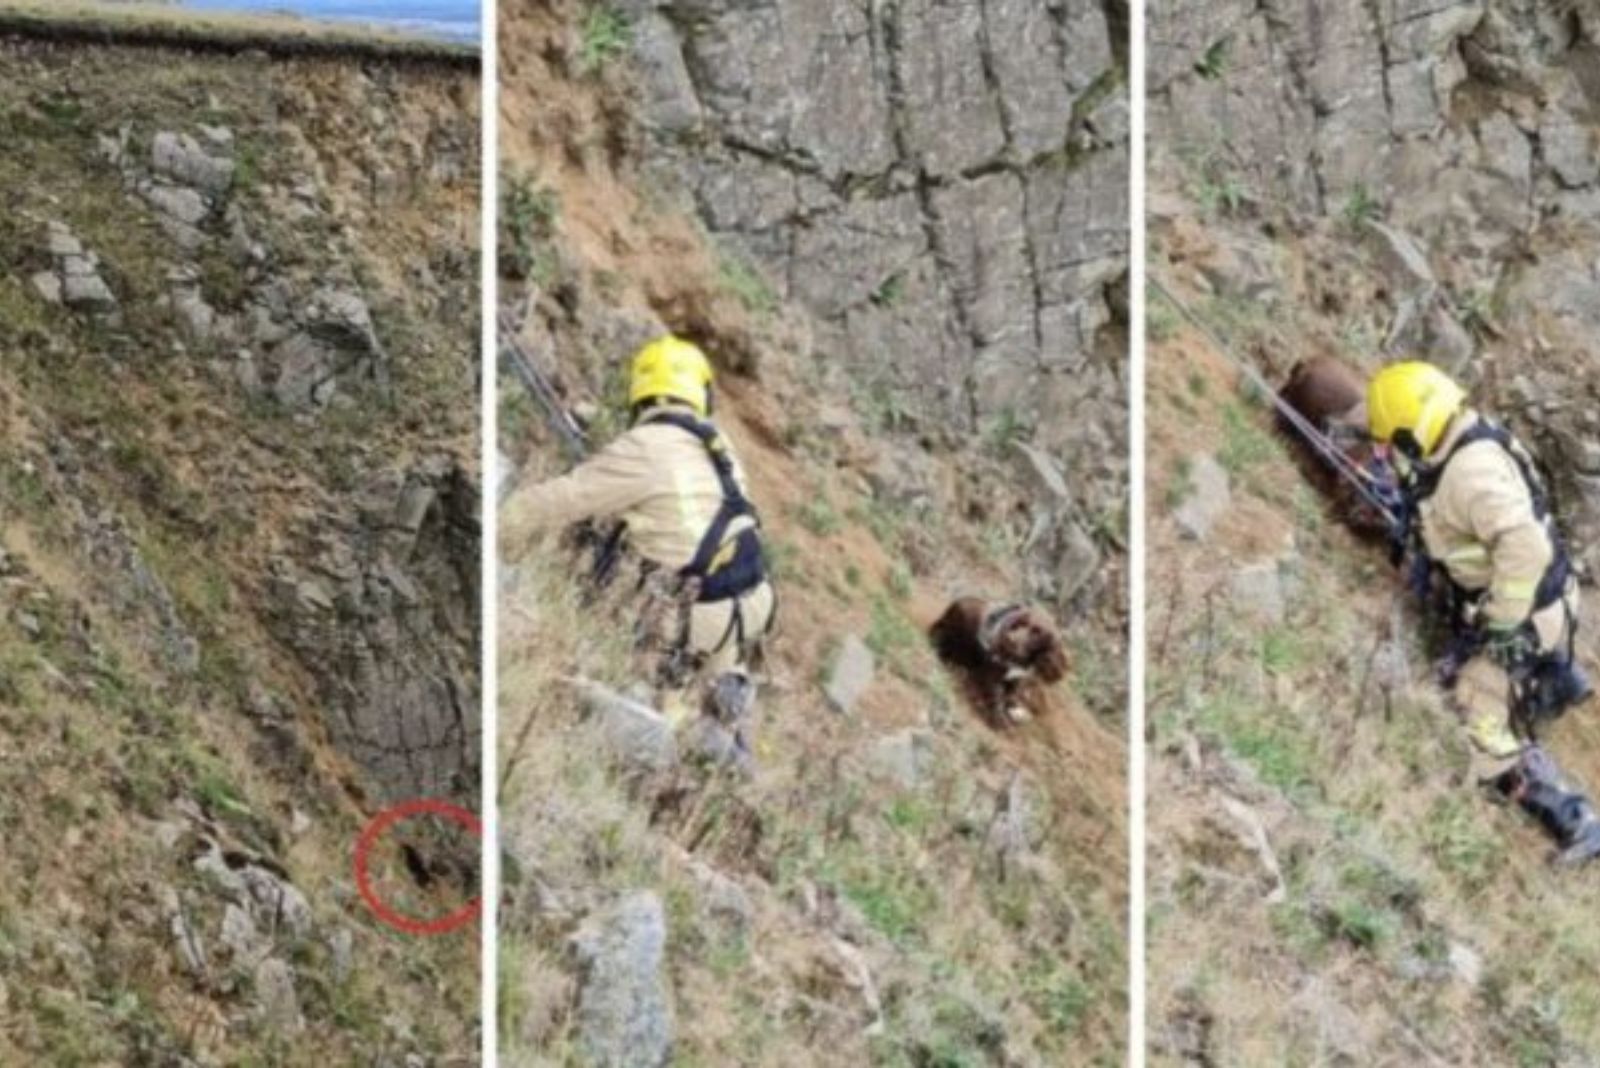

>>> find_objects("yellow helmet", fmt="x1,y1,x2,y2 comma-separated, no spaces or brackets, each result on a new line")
1367,361,1467,458
629,335,713,416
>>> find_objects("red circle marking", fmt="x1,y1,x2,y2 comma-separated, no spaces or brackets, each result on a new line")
354,799,481,936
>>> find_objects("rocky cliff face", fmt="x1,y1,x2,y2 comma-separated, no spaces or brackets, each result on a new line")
0,32,479,1063
1152,0,1600,558
9,38,482,803
1149,3,1600,1064
574,0,1132,628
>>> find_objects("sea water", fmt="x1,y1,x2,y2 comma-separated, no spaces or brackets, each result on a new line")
179,0,480,45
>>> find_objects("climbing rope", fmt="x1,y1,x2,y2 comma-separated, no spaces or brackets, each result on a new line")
1148,274,1403,530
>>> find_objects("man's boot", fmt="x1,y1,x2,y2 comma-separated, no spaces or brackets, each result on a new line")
1557,812,1600,867
1492,746,1600,867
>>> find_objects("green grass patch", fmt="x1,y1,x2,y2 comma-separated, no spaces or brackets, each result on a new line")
1196,692,1318,798
886,563,913,601
579,5,632,72
1260,630,1306,674
1194,38,1231,80
795,496,842,537
866,594,921,672
500,171,559,282
1147,299,1180,343
716,249,777,316
1323,898,1395,951
1342,183,1381,229
1218,401,1277,475
1420,795,1499,896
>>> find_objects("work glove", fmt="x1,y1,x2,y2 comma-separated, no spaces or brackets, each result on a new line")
1484,620,1538,674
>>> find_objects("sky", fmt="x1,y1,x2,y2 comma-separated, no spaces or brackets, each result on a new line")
178,0,480,44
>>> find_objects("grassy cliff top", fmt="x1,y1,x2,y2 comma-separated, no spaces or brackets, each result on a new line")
0,1,478,64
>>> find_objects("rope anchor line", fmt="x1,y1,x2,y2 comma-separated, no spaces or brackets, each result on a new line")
1148,275,1403,532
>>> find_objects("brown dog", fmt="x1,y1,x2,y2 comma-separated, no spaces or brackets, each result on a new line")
929,597,1069,727
1279,355,1366,438
1278,355,1393,539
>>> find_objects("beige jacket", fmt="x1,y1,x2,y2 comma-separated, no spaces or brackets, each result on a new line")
1417,411,1554,629
501,405,755,571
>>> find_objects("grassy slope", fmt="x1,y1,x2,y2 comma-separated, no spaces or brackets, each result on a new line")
0,39,478,1065
497,2,1129,1064
1147,263,1600,1064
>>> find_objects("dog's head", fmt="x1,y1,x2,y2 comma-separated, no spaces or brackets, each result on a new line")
992,608,1069,683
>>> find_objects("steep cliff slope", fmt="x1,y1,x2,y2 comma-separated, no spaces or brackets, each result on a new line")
1150,1,1600,1062
0,24,480,1065
498,2,1128,1065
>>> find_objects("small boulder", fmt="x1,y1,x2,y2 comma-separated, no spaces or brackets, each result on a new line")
824,636,875,714
1173,455,1230,541
220,904,262,961
868,729,935,790
46,224,82,257
575,680,678,774
1449,942,1483,987
1365,221,1436,292
62,272,116,310
30,271,62,305
253,958,302,1032
152,131,235,195
569,893,674,1068
144,183,210,227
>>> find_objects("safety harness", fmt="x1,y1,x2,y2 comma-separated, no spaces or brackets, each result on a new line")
1410,418,1571,614
641,409,773,679
646,410,767,601
1404,417,1582,736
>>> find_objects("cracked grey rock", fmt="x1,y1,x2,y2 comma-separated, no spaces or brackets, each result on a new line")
630,11,702,135
220,904,262,961
570,893,673,1068
262,458,480,802
576,680,678,775
174,287,217,342
824,635,875,715
163,892,207,978
869,729,936,790
46,223,82,257
1477,111,1531,193
31,271,61,305
790,192,926,319
1174,454,1231,542
143,183,210,227
1542,104,1599,189
152,130,234,195
896,0,1006,175
254,958,302,1033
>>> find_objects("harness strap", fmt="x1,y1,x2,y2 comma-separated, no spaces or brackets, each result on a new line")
644,409,766,602
1411,417,1572,614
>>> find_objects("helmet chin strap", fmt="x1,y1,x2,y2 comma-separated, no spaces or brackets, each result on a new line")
1393,428,1424,466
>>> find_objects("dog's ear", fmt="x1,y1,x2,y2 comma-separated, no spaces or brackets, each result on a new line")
1035,639,1069,683
1023,618,1069,683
